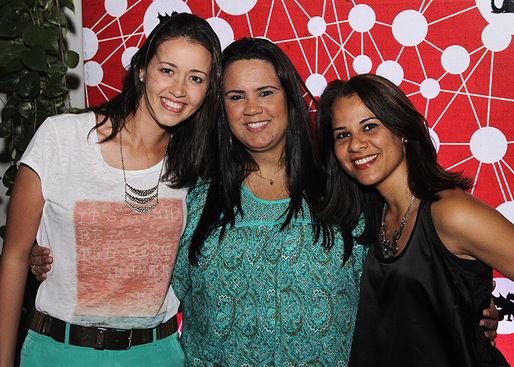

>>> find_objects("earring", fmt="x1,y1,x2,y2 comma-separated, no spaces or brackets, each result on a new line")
139,77,144,83
402,138,408,145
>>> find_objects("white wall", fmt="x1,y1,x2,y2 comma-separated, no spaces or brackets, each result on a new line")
66,0,85,109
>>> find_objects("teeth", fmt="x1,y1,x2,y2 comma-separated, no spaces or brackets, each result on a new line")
354,154,378,165
246,121,268,128
161,98,184,110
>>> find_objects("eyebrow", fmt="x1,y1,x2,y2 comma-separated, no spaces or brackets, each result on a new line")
332,117,378,132
159,61,208,76
224,85,280,96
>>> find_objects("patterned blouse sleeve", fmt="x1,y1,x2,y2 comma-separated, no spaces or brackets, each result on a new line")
171,181,209,305
351,214,368,279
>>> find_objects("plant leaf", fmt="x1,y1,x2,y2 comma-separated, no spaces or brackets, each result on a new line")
1,103,16,123
0,121,12,138
15,135,33,152
2,165,18,189
0,18,20,37
35,97,51,115
0,39,13,49
48,66,66,78
1,2,20,19
45,4,67,26
17,71,40,99
0,43,25,67
13,0,31,10
23,24,59,52
2,57,24,73
46,54,58,63
65,50,79,68
0,73,20,93
15,100,33,119
61,0,75,13
43,77,68,97
36,111,49,126
21,46,48,71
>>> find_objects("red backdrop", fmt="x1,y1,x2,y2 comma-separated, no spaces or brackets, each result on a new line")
81,0,514,361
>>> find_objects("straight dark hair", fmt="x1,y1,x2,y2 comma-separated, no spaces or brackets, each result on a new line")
90,12,222,188
189,37,336,265
315,74,473,245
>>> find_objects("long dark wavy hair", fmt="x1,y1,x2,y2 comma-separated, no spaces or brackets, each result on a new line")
189,37,337,265
90,12,222,188
315,74,473,245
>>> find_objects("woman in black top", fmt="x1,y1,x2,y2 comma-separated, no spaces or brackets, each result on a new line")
316,74,513,366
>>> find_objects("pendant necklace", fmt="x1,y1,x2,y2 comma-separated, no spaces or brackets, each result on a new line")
254,169,280,185
380,194,415,258
119,130,168,213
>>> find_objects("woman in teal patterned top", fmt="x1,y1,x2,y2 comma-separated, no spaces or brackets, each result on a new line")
172,37,367,366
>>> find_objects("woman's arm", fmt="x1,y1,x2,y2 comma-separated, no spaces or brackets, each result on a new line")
433,189,514,280
0,166,44,367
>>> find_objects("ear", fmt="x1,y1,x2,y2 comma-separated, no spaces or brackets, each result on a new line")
138,69,144,80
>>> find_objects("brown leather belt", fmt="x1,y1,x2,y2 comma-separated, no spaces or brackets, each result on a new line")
29,309,178,350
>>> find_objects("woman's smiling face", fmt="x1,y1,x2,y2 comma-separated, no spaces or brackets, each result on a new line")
222,59,288,157
332,94,407,191
140,37,212,128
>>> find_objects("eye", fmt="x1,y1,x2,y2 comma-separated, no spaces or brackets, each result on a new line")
227,94,244,101
190,75,203,84
260,90,273,97
334,131,350,140
160,68,173,75
363,122,378,132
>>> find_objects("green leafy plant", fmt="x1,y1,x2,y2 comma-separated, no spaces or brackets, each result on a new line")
0,0,79,199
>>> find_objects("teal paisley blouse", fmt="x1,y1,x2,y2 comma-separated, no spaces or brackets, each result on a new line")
172,182,367,366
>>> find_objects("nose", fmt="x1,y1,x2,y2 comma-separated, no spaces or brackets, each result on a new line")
243,98,262,116
348,134,367,152
169,79,186,98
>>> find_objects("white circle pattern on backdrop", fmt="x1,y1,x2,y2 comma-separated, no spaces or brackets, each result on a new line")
308,16,327,37
82,28,98,61
84,61,103,87
348,4,376,32
353,55,372,74
392,10,428,47
143,0,191,37
215,0,258,16
104,0,127,18
81,0,514,230
207,17,234,50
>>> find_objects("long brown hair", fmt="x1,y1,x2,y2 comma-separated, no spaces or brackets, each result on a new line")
91,12,222,188
315,74,472,245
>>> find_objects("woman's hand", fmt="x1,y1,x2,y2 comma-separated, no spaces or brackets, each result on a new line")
29,244,53,282
480,280,499,346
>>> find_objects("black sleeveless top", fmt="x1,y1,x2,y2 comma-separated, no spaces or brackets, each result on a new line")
349,200,509,367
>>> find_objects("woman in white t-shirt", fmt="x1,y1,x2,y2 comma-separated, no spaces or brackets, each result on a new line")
0,12,221,367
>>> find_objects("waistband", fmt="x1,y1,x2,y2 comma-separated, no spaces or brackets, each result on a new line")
29,309,178,350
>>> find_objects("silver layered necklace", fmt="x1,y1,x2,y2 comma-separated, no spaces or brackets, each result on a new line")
119,130,168,213
379,194,415,258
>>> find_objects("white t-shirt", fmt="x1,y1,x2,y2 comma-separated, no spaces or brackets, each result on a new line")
20,112,185,329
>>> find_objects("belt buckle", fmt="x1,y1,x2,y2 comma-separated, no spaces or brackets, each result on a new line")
126,329,133,350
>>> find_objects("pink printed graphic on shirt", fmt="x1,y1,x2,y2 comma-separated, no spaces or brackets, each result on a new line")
73,198,183,319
